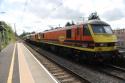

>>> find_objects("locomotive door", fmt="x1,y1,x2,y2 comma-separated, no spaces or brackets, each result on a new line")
75,25,81,41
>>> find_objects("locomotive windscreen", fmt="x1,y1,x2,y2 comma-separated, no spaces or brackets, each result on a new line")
91,24,113,34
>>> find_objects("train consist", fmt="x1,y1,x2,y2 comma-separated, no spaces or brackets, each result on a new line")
25,19,120,62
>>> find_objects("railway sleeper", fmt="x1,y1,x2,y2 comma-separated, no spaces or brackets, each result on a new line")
56,75,72,79
46,66,59,69
48,68,62,71
60,78,78,83
53,72,67,76
51,70,64,73
43,64,55,67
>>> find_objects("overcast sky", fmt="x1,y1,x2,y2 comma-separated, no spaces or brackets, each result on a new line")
0,0,125,35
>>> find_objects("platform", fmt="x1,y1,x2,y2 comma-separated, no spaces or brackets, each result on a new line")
0,42,59,83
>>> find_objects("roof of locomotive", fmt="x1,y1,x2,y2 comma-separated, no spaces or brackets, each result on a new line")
43,20,109,33
84,19,109,25
42,25,77,33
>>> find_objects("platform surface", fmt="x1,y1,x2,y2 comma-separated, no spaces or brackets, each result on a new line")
0,42,58,83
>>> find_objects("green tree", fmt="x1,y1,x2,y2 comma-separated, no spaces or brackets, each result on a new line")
65,22,71,26
0,21,15,49
88,12,100,20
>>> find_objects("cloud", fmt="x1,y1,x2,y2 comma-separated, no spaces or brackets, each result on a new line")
102,8,125,21
0,0,26,14
0,0,3,5
123,0,125,3
0,0,6,11
50,7,84,20
27,0,84,21
43,0,63,5
27,0,63,18
0,0,125,35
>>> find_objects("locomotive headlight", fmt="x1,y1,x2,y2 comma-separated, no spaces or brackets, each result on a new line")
100,43,105,46
96,43,107,47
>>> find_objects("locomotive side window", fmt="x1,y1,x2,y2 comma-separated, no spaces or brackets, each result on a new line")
42,34,44,38
83,25,91,36
77,26,80,35
66,29,72,38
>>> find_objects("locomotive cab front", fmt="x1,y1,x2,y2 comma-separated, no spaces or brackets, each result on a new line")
85,20,118,60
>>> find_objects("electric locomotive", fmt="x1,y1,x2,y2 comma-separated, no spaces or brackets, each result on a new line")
26,19,119,61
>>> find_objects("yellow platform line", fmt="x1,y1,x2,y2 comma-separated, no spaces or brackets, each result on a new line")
7,43,16,83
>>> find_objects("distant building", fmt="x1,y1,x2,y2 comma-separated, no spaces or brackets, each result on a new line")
113,29,125,48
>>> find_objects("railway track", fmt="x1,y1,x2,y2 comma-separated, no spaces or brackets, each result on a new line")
78,63,125,82
24,42,90,83
98,64,125,80
24,41,125,83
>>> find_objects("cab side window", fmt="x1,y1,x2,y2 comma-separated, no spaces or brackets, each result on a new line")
83,25,91,36
66,29,72,38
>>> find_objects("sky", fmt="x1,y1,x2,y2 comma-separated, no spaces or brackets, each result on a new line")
0,0,125,35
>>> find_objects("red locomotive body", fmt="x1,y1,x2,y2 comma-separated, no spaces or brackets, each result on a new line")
26,20,118,61
39,24,94,50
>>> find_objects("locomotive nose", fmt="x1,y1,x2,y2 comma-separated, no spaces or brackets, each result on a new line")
93,34,117,43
